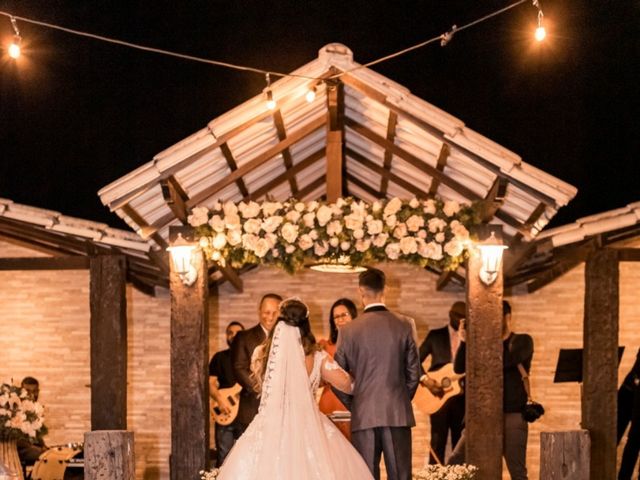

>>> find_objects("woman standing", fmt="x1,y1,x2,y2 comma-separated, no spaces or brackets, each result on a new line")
319,298,358,440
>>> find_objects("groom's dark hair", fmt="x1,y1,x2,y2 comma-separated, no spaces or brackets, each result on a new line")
359,268,385,292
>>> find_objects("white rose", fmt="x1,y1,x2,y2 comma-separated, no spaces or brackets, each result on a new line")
242,234,258,251
443,200,461,217
451,220,470,241
262,201,283,217
208,215,225,233
314,241,329,257
187,206,209,227
372,233,389,248
372,201,382,213
271,249,280,258
444,238,464,257
212,200,222,211
254,238,270,258
225,213,241,229
226,229,242,246
212,232,227,250
428,217,446,233
406,215,425,232
264,233,278,248
303,212,316,228
383,197,403,216
385,214,397,228
355,238,371,252
223,201,238,217
340,241,351,251
419,241,443,260
295,202,306,212
298,234,314,250
353,228,365,240
409,198,420,208
327,220,343,236
331,203,343,215
316,205,333,226
329,237,340,248
243,218,262,234
435,232,445,243
309,229,319,240
400,237,418,255
240,201,261,218
344,213,363,230
285,210,301,223
423,199,437,215
366,219,383,235
393,223,408,239
261,215,283,233
336,198,346,208
280,223,299,244
307,201,319,211
285,244,296,254
418,229,427,239
385,242,401,260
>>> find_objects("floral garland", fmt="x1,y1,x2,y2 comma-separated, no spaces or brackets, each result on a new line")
413,464,478,479
188,197,479,274
0,383,47,442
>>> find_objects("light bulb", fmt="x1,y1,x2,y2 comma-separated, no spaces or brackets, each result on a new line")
305,87,316,103
8,35,21,59
535,26,546,42
265,90,276,110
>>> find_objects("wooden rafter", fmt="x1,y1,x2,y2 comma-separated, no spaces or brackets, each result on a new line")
121,204,169,251
428,143,451,197
380,111,398,196
220,143,250,197
345,172,382,199
161,176,190,224
0,256,90,270
479,176,508,222
617,248,640,262
272,110,299,195
436,270,455,291
297,175,326,200
217,264,243,292
340,73,557,208
326,80,345,202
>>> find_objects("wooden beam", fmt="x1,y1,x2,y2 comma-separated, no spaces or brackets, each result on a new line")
428,143,451,197
90,255,128,431
186,116,326,209
220,143,250,197
522,202,547,232
161,176,190,224
617,248,640,262
243,148,325,202
217,264,243,292
436,270,455,291
326,81,345,202
297,175,326,200
380,111,398,196
121,204,169,251
479,176,508,222
582,249,619,480
0,230,85,258
346,147,431,199
340,73,558,208
272,110,299,195
0,256,89,270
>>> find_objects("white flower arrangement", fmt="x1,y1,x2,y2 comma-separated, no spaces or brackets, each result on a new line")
189,197,479,273
199,468,219,480
413,464,478,480
0,383,47,442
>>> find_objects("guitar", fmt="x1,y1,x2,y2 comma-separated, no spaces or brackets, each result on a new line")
211,383,242,426
412,363,465,415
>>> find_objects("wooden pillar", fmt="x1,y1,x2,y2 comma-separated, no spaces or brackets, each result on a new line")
540,430,590,479
582,248,619,480
465,248,504,479
84,430,135,480
326,79,344,202
90,254,127,430
170,246,209,480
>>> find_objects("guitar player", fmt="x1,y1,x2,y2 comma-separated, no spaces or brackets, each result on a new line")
209,321,245,467
418,301,466,464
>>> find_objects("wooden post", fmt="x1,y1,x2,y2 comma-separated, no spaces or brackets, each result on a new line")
465,245,504,479
90,254,127,430
326,79,344,202
582,248,619,480
170,245,209,480
540,430,590,479
84,430,135,480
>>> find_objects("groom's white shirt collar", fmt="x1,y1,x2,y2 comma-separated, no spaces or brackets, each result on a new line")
260,324,269,336
364,302,386,311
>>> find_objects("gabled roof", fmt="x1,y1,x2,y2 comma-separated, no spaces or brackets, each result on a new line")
507,201,640,292
0,198,166,294
98,43,577,287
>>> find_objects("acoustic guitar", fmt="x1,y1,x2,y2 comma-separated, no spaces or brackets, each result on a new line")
413,363,465,414
211,383,242,426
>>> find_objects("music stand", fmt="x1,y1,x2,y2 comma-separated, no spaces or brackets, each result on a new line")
554,347,625,383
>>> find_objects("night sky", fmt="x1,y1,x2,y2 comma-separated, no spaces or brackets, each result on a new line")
0,1,638,231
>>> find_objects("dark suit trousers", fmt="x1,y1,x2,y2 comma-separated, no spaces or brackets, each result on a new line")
429,394,464,464
352,426,412,480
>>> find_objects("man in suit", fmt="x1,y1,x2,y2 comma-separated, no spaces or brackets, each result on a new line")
418,301,466,464
231,293,282,432
334,268,421,480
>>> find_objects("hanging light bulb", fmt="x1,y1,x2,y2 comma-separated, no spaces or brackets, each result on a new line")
533,1,546,42
8,16,22,59
264,72,277,110
305,85,317,103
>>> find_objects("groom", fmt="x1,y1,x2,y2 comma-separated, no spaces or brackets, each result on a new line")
334,268,421,480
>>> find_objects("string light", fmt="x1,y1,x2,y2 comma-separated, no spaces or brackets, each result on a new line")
533,0,546,42
305,85,317,103
264,73,277,110
7,16,21,59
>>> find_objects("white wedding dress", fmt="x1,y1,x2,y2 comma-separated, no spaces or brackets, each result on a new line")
217,322,373,479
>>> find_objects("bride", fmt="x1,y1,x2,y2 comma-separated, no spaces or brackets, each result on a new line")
216,298,374,479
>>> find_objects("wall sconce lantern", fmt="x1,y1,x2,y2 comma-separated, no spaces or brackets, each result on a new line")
477,231,508,286
167,233,198,286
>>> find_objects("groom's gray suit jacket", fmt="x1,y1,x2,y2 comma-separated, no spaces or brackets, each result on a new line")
334,306,421,431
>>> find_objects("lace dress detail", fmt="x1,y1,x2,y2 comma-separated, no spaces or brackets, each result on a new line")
309,350,327,393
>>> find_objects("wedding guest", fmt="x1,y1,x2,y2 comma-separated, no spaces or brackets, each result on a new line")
319,298,358,440
618,348,640,480
18,377,47,468
209,321,245,466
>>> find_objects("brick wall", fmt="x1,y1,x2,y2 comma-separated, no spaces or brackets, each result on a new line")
2,237,639,479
